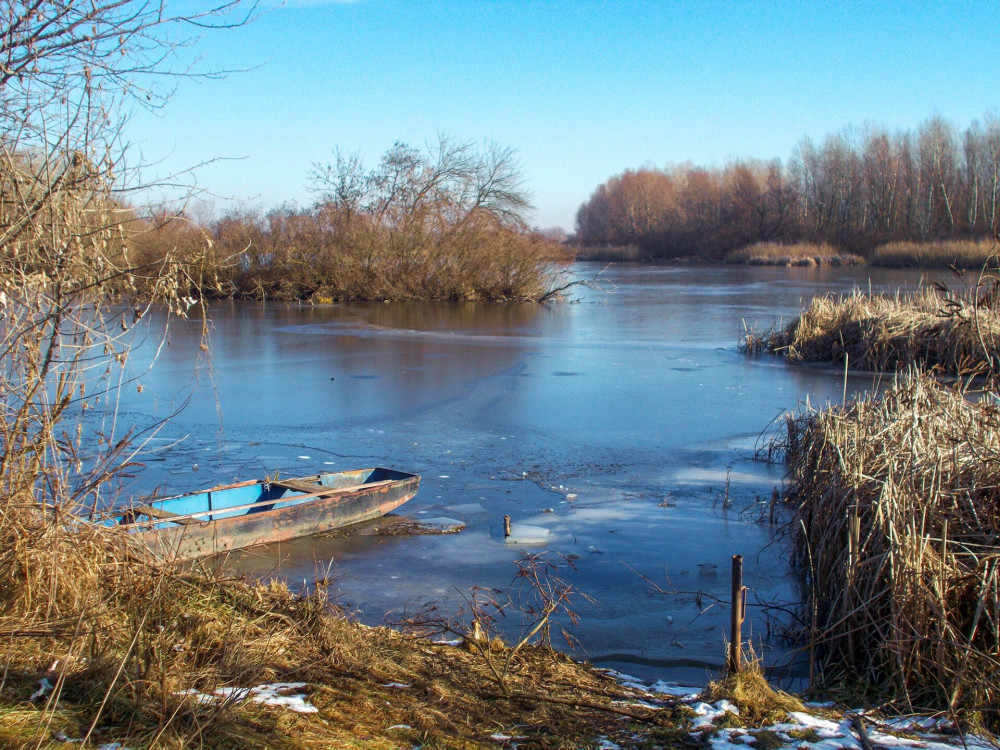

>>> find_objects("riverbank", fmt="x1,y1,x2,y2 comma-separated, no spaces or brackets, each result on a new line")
743,274,1000,731
0,514,680,748
869,239,998,269
574,239,997,269
5,519,997,749
723,242,865,267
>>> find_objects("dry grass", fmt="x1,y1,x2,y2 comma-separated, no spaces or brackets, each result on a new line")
744,286,1000,375
0,505,690,748
780,372,1000,730
869,239,999,269
701,664,805,727
724,242,864,267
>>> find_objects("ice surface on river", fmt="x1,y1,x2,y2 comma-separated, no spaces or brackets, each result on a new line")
105,264,937,684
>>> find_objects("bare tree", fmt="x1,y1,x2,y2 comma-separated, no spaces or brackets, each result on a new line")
309,135,533,231
0,1,251,521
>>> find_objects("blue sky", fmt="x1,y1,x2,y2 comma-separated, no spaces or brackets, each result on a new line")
127,0,1000,230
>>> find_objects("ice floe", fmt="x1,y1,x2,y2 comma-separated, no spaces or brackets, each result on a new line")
505,522,550,544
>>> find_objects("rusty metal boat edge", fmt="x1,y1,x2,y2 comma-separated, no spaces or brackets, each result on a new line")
102,467,420,562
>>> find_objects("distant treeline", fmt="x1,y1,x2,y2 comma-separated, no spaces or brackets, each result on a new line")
130,138,568,302
575,114,1000,260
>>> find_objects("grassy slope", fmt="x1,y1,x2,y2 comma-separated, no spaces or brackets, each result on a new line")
0,520,696,749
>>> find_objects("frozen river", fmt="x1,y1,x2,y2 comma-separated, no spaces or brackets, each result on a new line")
105,262,934,685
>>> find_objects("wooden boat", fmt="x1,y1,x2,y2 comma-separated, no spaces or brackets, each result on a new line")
105,467,420,561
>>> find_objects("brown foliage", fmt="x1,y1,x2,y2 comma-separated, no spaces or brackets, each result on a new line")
869,239,1000,269
575,160,802,259
577,113,1000,259
724,241,864,267
181,203,569,302
130,138,570,302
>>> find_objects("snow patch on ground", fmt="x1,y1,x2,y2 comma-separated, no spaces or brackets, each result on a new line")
610,673,995,750
177,682,318,713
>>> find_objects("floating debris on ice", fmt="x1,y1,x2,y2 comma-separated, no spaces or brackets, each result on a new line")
417,517,465,532
367,516,466,536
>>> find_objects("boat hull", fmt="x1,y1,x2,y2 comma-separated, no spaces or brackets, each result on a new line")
116,467,419,561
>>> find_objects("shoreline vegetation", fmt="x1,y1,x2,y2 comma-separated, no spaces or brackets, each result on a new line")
778,372,1000,732
8,514,965,748
126,138,571,305
746,266,1000,730
574,238,999,269
573,113,1000,263
0,516,692,748
743,286,1000,376
722,241,865,267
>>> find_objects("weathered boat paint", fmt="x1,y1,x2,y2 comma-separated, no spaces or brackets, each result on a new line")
105,467,419,561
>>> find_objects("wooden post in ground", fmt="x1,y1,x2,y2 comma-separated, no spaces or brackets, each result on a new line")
729,554,744,674
503,514,511,538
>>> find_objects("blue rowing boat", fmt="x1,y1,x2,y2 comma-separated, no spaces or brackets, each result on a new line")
106,467,420,560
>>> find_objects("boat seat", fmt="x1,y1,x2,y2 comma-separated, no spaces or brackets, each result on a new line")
130,504,200,526
271,478,328,494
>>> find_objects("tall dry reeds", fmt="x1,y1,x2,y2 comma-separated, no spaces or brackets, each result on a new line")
782,372,1000,728
870,239,999,269
724,241,864,267
749,287,1000,375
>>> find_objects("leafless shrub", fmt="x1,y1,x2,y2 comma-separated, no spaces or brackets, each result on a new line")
134,137,570,303
399,553,588,693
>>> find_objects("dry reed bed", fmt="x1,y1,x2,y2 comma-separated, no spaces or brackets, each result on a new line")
870,239,999,269
747,288,1000,374
0,506,683,748
782,372,1000,729
724,242,865,267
